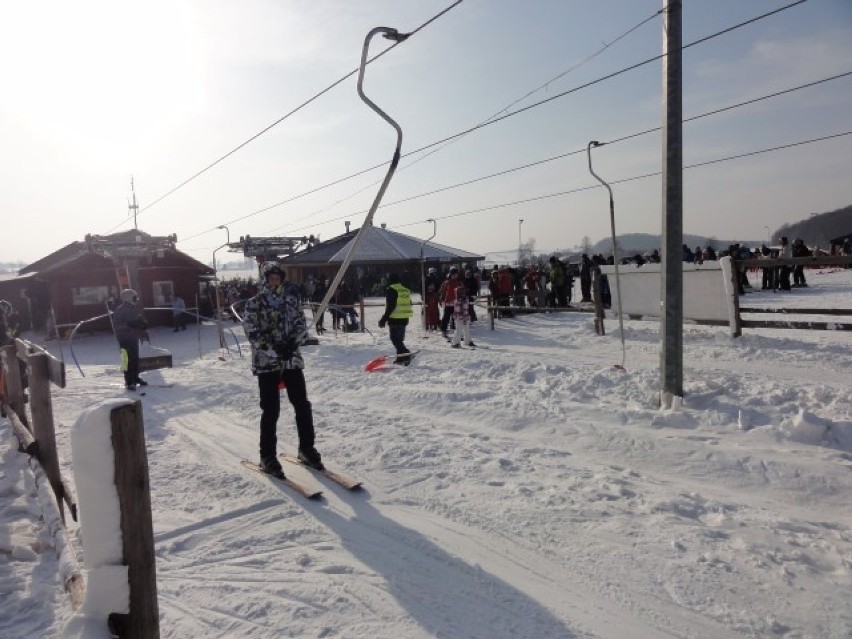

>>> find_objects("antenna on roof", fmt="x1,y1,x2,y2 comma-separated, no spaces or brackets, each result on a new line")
128,176,139,230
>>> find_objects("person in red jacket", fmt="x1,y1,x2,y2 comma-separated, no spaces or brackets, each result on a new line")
438,267,460,338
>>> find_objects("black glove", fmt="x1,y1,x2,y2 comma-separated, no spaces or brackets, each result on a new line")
378,316,387,329
274,337,298,359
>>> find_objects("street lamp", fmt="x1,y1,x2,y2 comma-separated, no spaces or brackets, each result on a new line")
212,225,231,356
518,219,524,264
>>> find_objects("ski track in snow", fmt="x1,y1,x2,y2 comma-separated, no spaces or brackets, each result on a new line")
3,269,852,638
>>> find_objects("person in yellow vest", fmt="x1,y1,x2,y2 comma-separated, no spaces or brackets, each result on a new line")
378,273,413,365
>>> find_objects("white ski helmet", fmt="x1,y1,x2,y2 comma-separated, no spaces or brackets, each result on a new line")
120,289,138,303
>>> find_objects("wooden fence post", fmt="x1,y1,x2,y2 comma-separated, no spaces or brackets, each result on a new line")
729,260,743,338
109,401,160,639
592,268,605,336
2,344,28,427
28,352,65,520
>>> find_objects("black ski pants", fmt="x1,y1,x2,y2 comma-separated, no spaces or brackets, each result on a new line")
257,368,315,462
388,320,409,356
440,306,455,334
119,338,140,387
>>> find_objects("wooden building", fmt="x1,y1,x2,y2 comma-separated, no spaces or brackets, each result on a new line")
3,230,214,332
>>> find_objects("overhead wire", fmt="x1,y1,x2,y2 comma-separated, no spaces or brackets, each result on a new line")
176,0,812,244
257,7,666,236
255,70,852,237
181,127,851,253
103,0,465,234
386,130,852,229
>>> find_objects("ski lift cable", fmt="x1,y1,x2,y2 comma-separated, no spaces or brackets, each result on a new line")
389,129,852,228
103,1,465,235
255,7,666,237
176,0,811,244
260,71,850,239
180,127,850,254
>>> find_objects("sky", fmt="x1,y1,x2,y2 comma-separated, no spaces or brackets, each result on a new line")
1,0,851,267
3,268,852,637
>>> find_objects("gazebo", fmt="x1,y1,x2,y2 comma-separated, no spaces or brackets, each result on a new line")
279,224,484,294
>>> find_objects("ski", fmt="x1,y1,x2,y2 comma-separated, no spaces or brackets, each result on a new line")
241,460,323,499
364,350,421,372
109,383,174,389
282,455,363,491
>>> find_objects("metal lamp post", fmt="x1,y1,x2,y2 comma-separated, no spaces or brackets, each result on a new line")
212,225,231,356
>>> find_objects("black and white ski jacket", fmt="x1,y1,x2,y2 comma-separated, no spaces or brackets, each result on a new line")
243,281,307,374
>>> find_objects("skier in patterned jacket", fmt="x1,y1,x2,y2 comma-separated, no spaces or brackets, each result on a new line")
243,262,323,478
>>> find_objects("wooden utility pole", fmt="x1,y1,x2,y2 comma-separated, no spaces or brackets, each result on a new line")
660,0,683,405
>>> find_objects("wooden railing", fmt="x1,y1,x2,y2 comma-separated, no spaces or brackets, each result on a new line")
1,338,84,608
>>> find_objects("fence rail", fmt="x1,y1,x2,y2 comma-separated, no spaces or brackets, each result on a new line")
1,338,84,610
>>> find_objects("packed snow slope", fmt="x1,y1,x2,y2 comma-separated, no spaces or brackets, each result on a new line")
3,269,852,638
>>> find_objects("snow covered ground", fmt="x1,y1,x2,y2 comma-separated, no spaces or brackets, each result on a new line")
2,268,852,638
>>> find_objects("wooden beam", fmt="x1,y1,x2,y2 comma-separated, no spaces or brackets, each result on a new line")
13,338,65,387
741,319,852,331
1,344,28,427
736,255,852,269
28,353,64,522
110,401,160,639
740,307,852,316
3,403,38,457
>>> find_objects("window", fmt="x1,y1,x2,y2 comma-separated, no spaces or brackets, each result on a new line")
72,286,110,306
152,281,174,307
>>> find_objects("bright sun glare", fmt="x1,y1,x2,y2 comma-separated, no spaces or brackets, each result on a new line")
1,1,202,167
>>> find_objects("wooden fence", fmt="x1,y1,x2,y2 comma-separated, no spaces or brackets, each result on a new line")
1,338,84,608
730,255,852,336
1,339,160,636
481,255,852,337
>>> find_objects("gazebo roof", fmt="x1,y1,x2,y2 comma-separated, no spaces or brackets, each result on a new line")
280,225,484,266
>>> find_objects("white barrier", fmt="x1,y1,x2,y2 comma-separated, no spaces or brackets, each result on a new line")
600,256,737,335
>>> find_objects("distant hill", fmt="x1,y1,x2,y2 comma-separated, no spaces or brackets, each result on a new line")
588,233,749,256
774,204,852,247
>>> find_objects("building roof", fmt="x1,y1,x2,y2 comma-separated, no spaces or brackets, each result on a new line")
20,230,213,275
280,225,484,266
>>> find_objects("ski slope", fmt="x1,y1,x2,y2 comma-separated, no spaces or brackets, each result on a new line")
2,269,852,638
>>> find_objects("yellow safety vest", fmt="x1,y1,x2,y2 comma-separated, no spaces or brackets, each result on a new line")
388,283,413,319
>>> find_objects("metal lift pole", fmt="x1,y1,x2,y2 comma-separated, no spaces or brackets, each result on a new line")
660,0,683,405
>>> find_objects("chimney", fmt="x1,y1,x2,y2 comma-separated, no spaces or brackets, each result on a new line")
345,221,351,233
